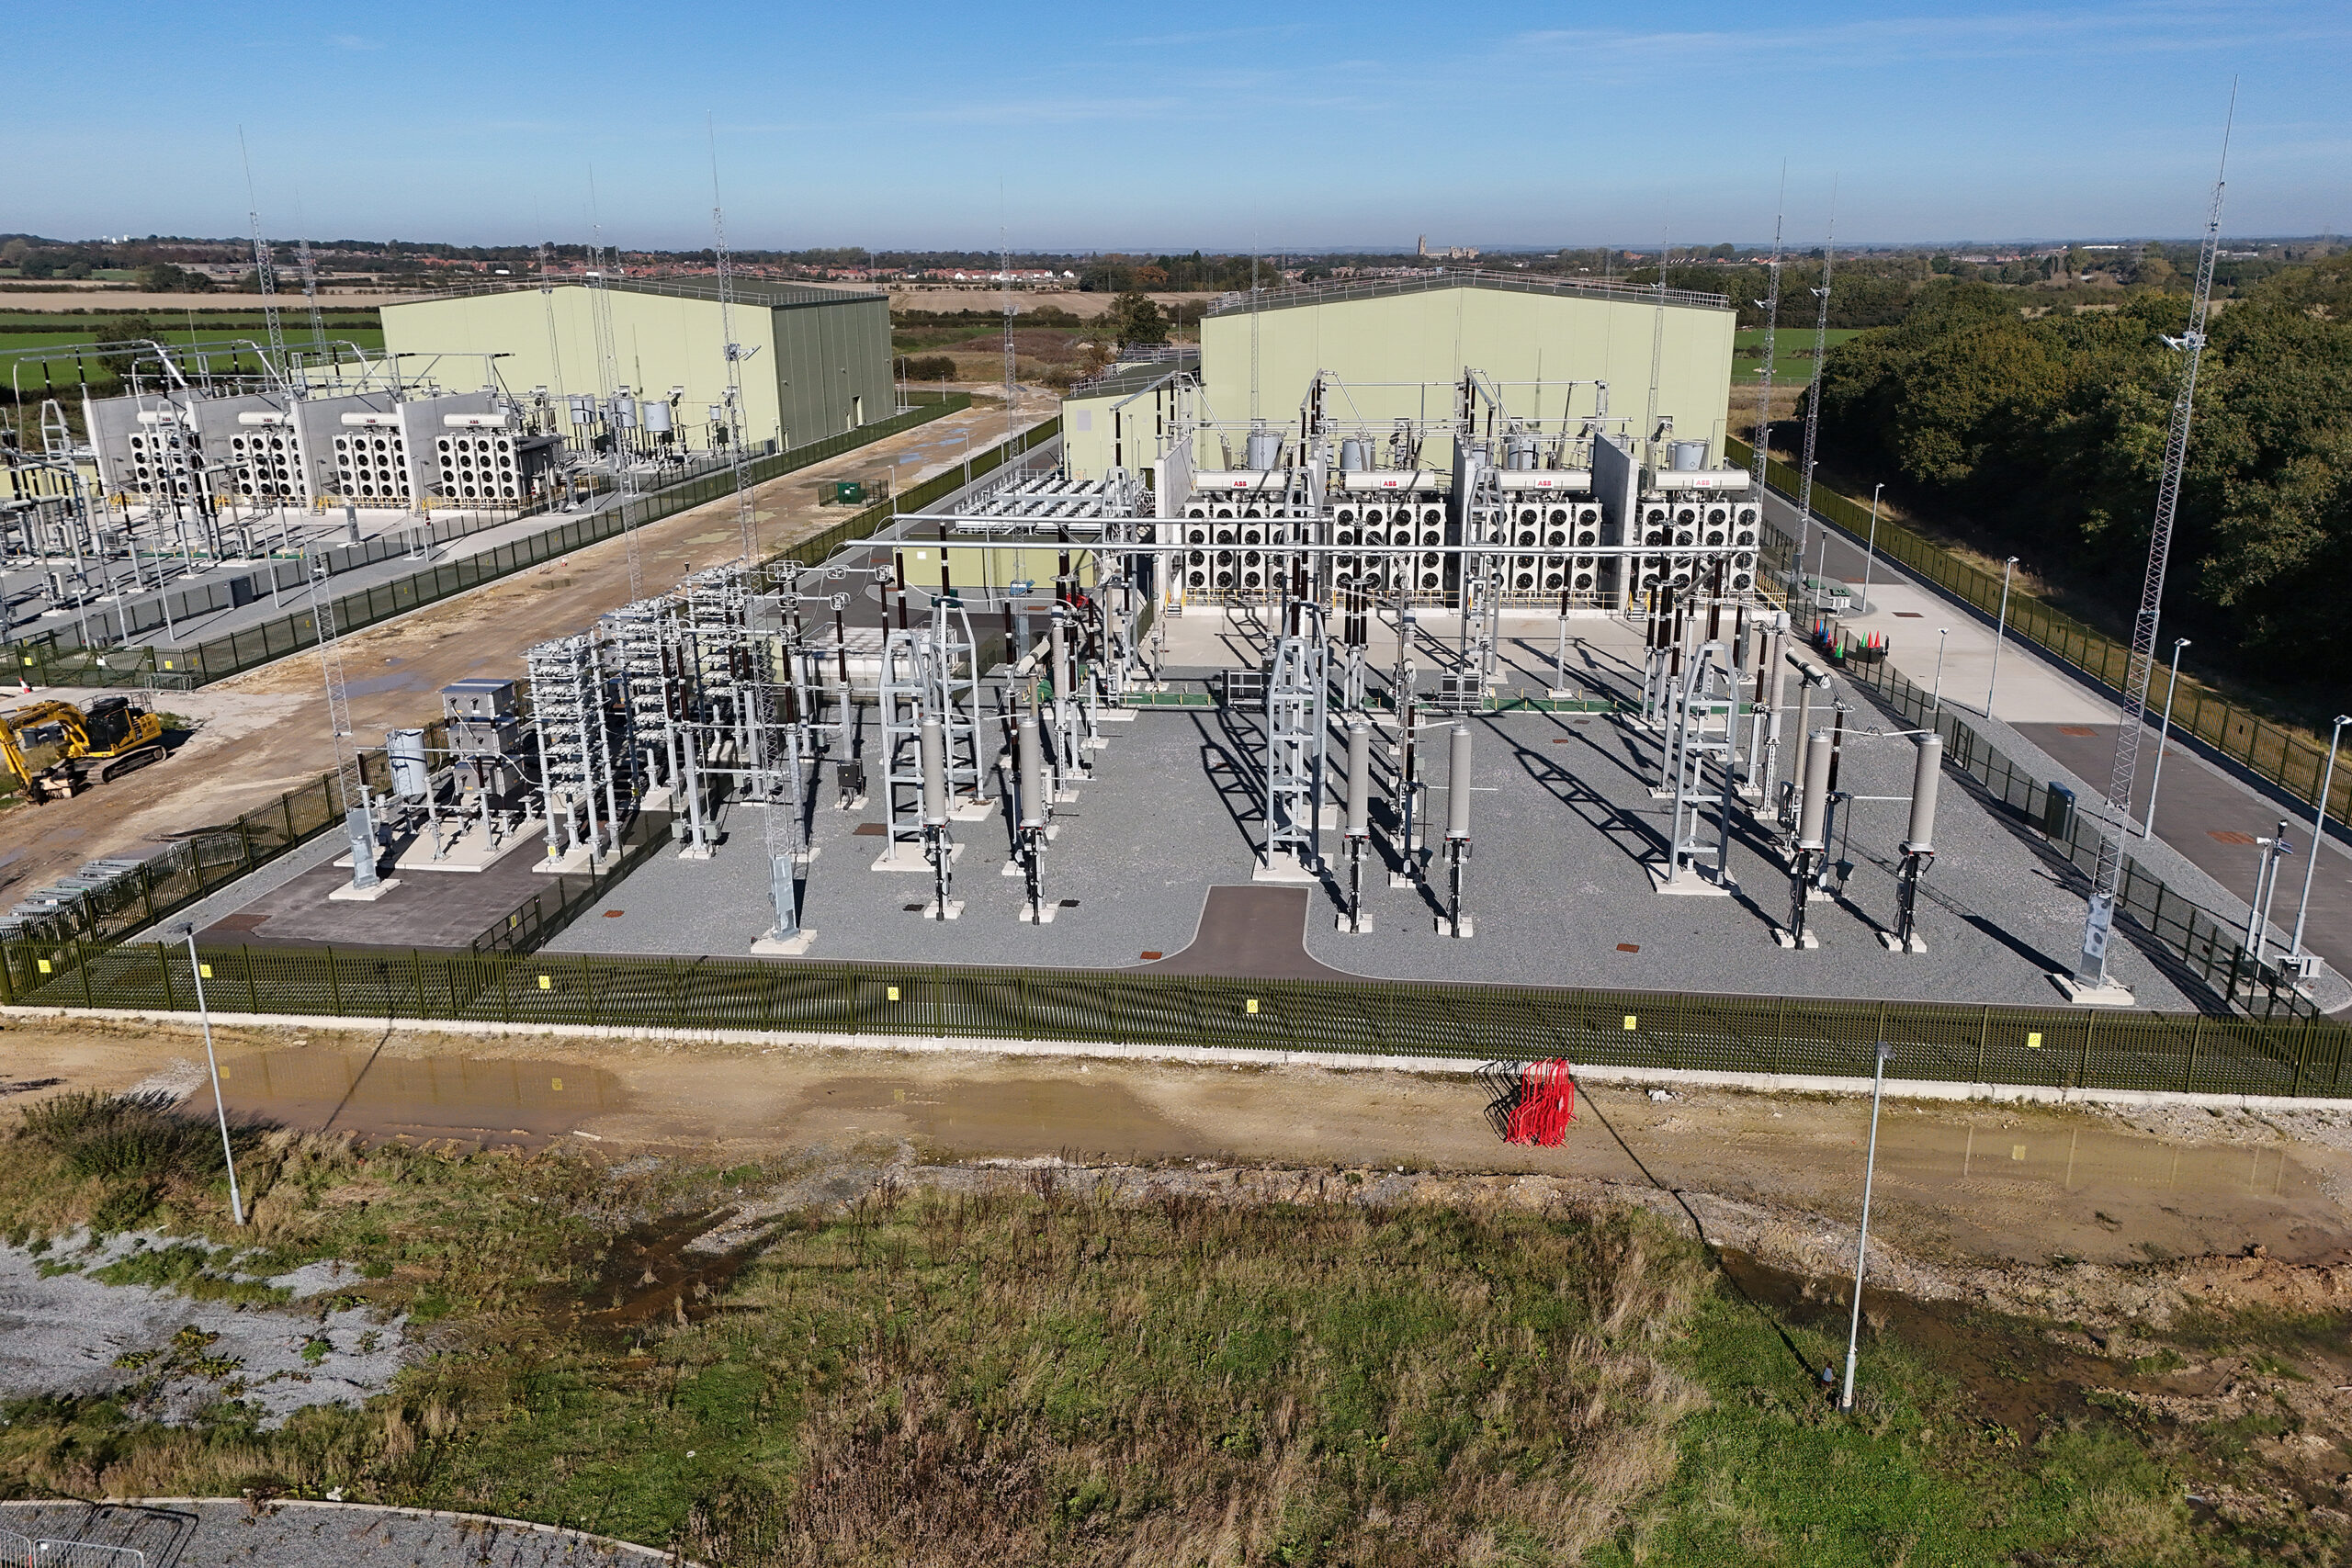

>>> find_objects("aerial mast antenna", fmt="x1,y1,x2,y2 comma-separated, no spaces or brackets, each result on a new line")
1791,177,1838,584
238,129,288,384
1752,161,1787,487
586,169,641,601
1001,202,1016,455
2068,83,2236,999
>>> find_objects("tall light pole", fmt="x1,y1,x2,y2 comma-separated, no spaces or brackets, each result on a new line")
2142,638,2190,840
1840,1039,1894,1414
1859,483,1883,615
1984,557,2018,716
2290,714,2351,966
1930,629,1950,715
175,921,244,1226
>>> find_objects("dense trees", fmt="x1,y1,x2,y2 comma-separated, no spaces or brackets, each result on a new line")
1815,280,2352,682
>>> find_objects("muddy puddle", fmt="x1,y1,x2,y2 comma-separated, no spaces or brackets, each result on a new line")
1649,1109,2347,1263
794,1075,1220,1161
575,1211,759,1336
209,1044,626,1151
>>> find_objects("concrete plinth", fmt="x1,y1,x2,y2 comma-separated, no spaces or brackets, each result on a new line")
1017,903,1057,924
750,929,819,956
1648,863,1736,897
923,898,966,921
1878,931,1929,953
1336,912,1375,933
874,841,966,874
369,817,543,875
1435,915,1474,938
2051,974,2135,1007
1252,851,1322,884
948,798,997,822
328,877,401,902
1772,927,1820,950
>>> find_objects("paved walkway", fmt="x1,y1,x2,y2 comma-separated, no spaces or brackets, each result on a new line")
0,1498,674,1568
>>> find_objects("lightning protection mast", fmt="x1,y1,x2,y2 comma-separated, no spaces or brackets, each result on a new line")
1791,182,1836,585
2071,88,2235,998
713,129,808,950
1751,163,1787,489
239,130,288,378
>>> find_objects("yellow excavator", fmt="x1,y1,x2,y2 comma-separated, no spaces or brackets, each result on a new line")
0,697,168,804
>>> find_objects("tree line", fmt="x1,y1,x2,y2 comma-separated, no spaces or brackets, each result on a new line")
1813,260,2352,696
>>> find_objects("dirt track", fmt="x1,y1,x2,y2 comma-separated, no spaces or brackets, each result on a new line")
0,395,1050,897
7,1015,2346,1278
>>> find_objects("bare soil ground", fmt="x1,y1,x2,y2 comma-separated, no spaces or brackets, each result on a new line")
8,1016,2346,1280
0,396,1052,897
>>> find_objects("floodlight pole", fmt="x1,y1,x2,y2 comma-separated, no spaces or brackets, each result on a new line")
1929,629,1949,714
1984,558,2018,716
1859,483,1883,614
2141,639,2190,840
2290,715,2350,966
1839,1038,1893,1413
176,921,244,1226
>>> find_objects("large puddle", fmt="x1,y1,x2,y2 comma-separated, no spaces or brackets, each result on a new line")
209,1045,626,1151
793,1075,1221,1161
1697,1117,2321,1205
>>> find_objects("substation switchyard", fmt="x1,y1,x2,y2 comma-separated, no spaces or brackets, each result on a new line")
0,274,891,662
166,271,2197,1010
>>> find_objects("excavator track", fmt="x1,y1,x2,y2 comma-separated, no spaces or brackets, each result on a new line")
96,745,166,784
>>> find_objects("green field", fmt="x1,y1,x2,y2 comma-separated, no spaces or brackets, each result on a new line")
1733,325,1868,384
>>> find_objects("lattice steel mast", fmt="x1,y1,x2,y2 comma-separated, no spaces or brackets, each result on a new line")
2072,88,2235,994
238,130,287,378
1751,162,1786,489
1791,182,1836,581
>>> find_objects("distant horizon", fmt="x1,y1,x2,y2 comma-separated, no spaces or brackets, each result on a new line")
7,232,2342,259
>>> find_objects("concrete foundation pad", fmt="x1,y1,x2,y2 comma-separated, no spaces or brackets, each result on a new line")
1772,927,1820,950
377,818,544,875
1017,903,1057,924
750,929,819,956
1648,863,1736,897
1336,913,1375,933
923,897,966,921
873,841,966,874
1388,872,1419,889
1098,709,1137,723
1878,931,1929,953
327,877,401,902
2051,974,2136,1007
676,844,716,862
948,799,997,822
1252,852,1322,885
1435,915,1474,938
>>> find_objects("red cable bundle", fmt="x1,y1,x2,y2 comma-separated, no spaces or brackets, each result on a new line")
1505,1059,1577,1145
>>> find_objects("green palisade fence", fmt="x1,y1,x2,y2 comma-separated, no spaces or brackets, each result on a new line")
1729,434,2350,834
6,942,2346,1100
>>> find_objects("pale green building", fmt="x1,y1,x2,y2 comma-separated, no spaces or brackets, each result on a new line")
1061,272,1736,480
382,277,895,454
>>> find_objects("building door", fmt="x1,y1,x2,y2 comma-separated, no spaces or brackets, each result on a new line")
851,394,863,430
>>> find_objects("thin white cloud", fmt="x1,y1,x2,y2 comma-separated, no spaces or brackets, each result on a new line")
328,33,384,51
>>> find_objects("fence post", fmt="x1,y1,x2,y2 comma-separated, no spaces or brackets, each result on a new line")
245,944,260,1014
1773,996,1787,1077
1021,973,1032,1041
156,941,173,1011
2077,1010,2095,1089
326,946,343,1016
2184,1015,2203,1094
1974,1007,1989,1084
582,954,596,1027
2293,1016,2314,1098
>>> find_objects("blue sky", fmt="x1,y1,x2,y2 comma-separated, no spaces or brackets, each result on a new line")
7,2,2346,253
